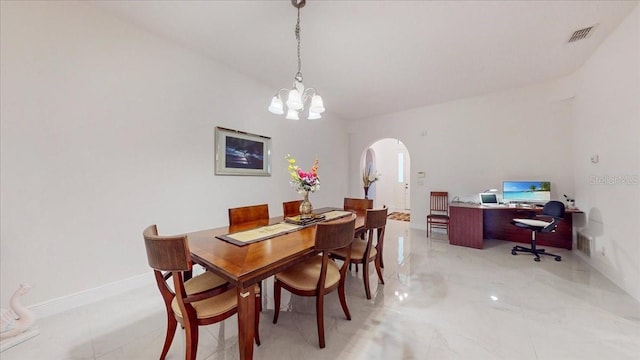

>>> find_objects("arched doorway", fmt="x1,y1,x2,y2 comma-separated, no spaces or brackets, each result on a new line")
361,138,410,212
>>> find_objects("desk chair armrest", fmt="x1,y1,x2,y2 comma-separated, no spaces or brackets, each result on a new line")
540,217,560,233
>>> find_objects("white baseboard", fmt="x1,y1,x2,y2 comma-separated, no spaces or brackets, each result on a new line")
28,273,154,319
0,326,40,352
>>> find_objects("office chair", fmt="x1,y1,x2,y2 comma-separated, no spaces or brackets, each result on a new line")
510,200,565,262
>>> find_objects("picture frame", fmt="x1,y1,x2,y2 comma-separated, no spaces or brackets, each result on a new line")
215,127,271,176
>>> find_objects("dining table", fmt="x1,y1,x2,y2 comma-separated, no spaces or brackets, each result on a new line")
187,207,366,360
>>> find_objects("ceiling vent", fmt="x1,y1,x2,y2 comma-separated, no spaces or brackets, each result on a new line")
567,24,598,43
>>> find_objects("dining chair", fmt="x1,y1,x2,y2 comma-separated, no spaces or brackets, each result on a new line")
330,207,388,299
272,215,356,349
228,203,270,312
344,197,373,239
228,203,270,227
343,197,373,212
282,199,303,217
426,191,450,236
143,225,261,360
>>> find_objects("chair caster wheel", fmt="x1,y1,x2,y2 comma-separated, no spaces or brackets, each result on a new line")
511,251,517,255
555,257,561,261
534,257,540,262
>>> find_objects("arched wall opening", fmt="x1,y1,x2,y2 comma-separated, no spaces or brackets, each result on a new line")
359,138,411,213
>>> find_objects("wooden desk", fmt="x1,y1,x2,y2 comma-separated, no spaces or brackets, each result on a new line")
449,203,582,250
187,209,365,360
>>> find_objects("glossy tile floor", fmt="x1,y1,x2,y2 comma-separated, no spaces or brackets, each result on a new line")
3,219,640,360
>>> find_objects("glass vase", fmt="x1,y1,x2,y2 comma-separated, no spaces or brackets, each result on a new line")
299,191,313,219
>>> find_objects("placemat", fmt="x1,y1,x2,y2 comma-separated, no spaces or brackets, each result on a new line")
322,210,353,221
216,222,302,246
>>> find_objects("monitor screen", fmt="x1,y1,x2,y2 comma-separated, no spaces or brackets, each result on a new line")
502,181,551,203
479,193,498,204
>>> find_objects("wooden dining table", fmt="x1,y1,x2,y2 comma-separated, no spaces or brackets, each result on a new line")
187,207,366,360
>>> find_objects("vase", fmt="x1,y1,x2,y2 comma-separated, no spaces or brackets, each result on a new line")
299,191,313,219
364,186,370,199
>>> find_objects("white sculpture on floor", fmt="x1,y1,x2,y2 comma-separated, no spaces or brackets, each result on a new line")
1,284,36,341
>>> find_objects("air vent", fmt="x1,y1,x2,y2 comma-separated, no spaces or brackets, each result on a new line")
577,231,592,257
568,24,598,43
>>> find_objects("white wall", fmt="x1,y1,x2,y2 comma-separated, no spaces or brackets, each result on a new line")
0,1,349,307
346,5,639,301
571,5,640,300
347,79,575,231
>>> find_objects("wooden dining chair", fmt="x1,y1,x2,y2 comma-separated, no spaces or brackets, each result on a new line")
344,197,373,239
272,215,356,349
426,191,450,236
228,203,270,227
343,197,373,212
282,199,303,217
143,225,261,360
330,207,388,299
228,203,270,312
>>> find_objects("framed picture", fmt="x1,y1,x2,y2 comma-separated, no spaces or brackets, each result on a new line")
215,127,271,176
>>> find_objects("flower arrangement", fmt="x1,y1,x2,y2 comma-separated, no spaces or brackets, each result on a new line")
285,154,320,194
362,163,380,187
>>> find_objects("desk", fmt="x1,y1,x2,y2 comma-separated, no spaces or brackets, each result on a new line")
449,203,582,250
187,208,365,360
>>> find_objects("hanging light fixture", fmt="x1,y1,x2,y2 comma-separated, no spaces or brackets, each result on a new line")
268,0,325,120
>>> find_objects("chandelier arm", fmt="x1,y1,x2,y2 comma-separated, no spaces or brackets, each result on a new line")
301,88,317,101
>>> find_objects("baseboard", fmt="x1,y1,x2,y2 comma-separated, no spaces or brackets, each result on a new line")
0,326,40,352
28,272,153,319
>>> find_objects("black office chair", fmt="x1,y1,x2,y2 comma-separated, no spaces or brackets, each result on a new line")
511,200,565,262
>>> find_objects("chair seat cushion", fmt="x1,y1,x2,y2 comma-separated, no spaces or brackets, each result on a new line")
171,271,236,320
331,239,376,262
275,256,341,291
513,218,551,228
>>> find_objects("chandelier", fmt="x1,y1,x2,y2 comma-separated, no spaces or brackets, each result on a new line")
268,0,325,120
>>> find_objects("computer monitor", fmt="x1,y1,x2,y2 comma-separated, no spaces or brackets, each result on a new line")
479,193,499,205
502,181,551,203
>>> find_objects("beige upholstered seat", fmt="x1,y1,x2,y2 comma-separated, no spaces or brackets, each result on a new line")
143,225,260,360
333,238,377,263
331,207,387,299
170,272,237,320
273,256,342,292
273,215,356,349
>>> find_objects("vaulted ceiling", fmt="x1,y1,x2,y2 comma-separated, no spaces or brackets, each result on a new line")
92,1,638,121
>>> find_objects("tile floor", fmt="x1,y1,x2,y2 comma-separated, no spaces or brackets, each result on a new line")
2,219,639,360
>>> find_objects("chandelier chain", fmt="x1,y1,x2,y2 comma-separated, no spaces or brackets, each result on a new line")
295,6,303,82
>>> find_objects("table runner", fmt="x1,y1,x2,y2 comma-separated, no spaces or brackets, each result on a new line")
216,209,353,246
